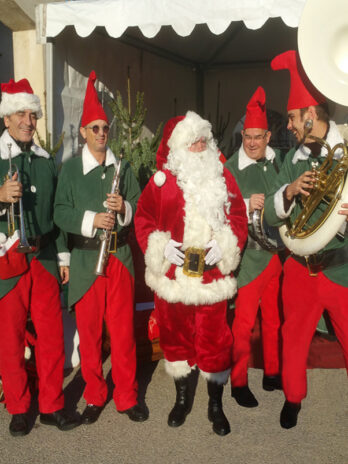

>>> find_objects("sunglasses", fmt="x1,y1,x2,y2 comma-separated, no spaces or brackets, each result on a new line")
86,125,110,134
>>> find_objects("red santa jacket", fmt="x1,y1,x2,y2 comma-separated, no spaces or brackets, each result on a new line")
135,167,247,306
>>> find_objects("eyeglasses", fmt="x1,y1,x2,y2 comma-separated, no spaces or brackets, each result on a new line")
242,132,268,142
86,125,110,134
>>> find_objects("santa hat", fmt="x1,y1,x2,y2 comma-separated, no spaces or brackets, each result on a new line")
81,71,108,127
0,231,28,279
244,86,268,130
156,115,184,170
271,50,325,111
168,111,212,152
0,78,42,119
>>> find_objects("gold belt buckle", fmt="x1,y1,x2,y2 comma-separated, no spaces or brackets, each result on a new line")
183,247,205,277
109,231,117,254
305,255,319,277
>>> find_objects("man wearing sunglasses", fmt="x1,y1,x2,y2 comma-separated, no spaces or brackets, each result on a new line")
225,87,283,409
54,71,147,425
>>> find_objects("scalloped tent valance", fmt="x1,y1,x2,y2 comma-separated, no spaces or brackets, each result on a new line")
36,0,306,42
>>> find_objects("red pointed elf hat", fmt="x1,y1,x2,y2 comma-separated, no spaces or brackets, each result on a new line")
271,50,325,111
0,78,42,118
156,115,185,170
81,71,108,127
244,86,268,130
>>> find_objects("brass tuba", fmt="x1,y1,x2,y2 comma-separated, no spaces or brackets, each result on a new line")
278,0,348,256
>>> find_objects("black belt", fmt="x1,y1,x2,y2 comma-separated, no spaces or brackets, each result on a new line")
291,247,348,276
68,231,128,251
27,232,53,251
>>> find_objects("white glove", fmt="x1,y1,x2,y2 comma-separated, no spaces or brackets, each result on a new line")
205,239,222,266
164,239,185,266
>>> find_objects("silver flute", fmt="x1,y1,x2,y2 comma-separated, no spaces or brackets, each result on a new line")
95,156,122,276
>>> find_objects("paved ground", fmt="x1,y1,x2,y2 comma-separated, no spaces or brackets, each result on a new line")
0,359,347,464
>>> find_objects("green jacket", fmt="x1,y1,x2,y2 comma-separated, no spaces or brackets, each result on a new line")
264,121,348,287
225,145,283,287
54,145,141,306
0,130,65,299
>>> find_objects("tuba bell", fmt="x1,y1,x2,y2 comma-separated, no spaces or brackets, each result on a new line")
278,0,348,256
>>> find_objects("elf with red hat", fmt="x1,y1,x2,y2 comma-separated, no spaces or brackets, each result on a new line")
0,78,79,436
265,50,348,429
135,111,248,436
225,86,283,408
54,71,148,425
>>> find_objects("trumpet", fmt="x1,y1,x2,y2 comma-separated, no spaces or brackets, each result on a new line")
6,143,33,253
95,155,123,276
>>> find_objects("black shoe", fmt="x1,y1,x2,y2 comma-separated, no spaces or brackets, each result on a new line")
263,374,282,391
40,409,80,431
81,404,103,425
207,381,230,436
231,385,258,408
280,401,301,429
120,404,148,422
9,413,29,437
168,377,191,427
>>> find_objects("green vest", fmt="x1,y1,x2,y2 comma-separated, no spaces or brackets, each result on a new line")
225,147,283,287
54,153,140,306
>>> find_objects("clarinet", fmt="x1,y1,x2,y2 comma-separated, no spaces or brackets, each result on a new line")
94,156,122,276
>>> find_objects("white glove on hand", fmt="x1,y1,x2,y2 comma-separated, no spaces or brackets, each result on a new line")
164,239,185,266
205,239,222,266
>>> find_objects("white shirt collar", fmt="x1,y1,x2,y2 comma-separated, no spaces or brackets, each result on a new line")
238,144,276,170
0,129,50,160
82,144,117,175
292,120,344,164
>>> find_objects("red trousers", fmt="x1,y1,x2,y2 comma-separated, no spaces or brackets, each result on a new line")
74,255,138,411
0,258,65,414
155,296,233,374
282,257,348,402
231,254,282,387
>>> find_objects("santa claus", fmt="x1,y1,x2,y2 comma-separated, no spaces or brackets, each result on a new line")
135,111,247,436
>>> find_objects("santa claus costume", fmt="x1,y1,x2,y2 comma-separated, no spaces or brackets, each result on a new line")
135,111,247,436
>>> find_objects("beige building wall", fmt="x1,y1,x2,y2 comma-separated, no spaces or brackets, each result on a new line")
12,29,46,140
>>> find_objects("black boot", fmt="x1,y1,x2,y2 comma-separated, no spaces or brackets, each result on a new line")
263,374,282,391
231,385,258,408
207,381,230,436
167,376,191,427
280,400,301,429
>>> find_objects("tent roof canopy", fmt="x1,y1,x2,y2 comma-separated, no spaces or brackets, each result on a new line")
37,0,306,42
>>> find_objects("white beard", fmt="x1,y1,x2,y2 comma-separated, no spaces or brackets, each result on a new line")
165,143,230,247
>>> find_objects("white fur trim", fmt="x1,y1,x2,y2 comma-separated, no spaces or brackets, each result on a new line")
0,232,6,244
81,210,97,238
0,92,42,119
0,130,49,160
57,252,70,267
213,225,241,274
154,171,166,187
164,359,193,379
82,145,116,175
238,144,275,170
117,200,132,227
145,265,238,305
168,111,212,151
274,184,296,219
0,230,20,257
145,230,171,276
200,368,230,385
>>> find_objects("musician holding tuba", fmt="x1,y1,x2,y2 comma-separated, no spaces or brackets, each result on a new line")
265,50,348,429
225,87,283,409
0,78,79,436
54,71,147,425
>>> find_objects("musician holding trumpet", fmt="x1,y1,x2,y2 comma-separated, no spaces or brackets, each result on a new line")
54,71,147,425
0,78,79,436
265,50,348,429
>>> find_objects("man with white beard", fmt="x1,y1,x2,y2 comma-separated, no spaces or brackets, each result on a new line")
135,111,248,436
